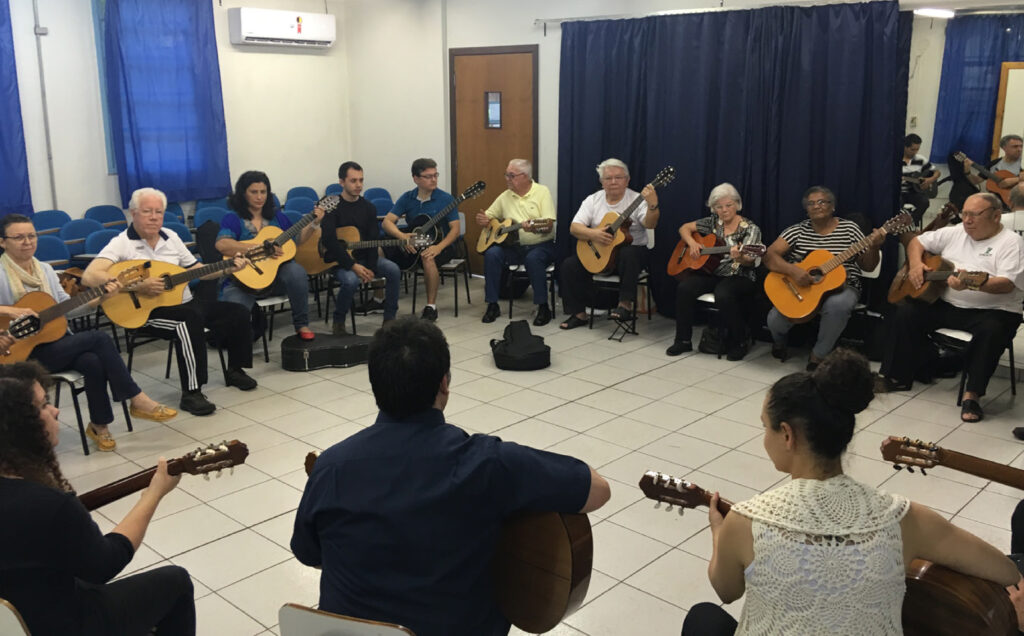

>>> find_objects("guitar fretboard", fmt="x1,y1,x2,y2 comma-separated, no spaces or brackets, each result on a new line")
415,194,467,236
165,258,237,288
36,285,105,325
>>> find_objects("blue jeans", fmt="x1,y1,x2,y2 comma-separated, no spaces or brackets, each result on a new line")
484,241,556,305
767,285,859,359
222,260,309,330
333,257,400,323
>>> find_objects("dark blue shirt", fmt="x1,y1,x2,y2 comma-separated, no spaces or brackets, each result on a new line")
290,408,591,636
391,188,459,238
217,210,294,242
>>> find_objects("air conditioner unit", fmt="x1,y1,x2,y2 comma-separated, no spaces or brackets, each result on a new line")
227,7,336,48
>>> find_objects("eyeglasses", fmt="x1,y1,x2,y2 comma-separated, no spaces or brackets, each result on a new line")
504,172,525,179
602,175,628,182
2,233,38,242
961,207,994,219
417,172,439,180
806,200,832,208
137,208,164,216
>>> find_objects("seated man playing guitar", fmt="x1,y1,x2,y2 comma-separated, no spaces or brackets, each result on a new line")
381,158,461,322
965,134,1022,208
875,192,1024,424
901,133,940,225
320,161,401,335
291,317,610,636
475,158,556,326
763,186,883,371
559,158,661,329
83,188,255,417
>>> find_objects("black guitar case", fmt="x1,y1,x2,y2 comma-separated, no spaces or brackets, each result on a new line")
281,333,372,372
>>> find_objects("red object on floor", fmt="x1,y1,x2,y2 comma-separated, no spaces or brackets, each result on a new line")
298,330,315,341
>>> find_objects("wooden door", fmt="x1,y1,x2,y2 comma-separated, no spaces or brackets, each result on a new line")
450,46,537,274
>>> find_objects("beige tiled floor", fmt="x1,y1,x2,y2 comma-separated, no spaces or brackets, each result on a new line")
56,276,1024,635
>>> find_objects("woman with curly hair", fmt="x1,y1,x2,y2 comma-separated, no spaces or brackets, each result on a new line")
0,361,195,635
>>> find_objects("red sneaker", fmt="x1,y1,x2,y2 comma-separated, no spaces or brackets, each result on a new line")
297,328,315,341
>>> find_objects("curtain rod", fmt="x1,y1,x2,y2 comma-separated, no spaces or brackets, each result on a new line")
533,0,853,27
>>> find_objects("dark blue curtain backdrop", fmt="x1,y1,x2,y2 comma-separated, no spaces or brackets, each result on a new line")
104,0,230,206
930,15,1024,164
557,1,905,315
0,0,33,217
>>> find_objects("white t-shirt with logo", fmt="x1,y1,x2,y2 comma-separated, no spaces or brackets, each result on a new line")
571,189,649,246
917,225,1024,313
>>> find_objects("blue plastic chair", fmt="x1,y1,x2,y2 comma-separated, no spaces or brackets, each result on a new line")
194,207,229,229
60,219,104,258
283,210,305,226
84,229,121,255
165,202,185,224
364,188,392,204
284,196,316,214
324,183,343,196
32,209,72,235
196,197,229,210
164,222,194,246
273,193,281,210
35,235,71,269
287,186,318,203
84,205,127,228
370,198,392,217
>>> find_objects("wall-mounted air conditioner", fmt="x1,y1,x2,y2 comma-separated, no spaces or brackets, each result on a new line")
227,7,336,49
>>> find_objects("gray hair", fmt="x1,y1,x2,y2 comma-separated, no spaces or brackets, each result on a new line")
1010,184,1024,210
508,158,532,178
596,158,629,181
707,183,742,211
128,187,168,212
802,185,836,208
1001,134,1023,148
972,192,1004,214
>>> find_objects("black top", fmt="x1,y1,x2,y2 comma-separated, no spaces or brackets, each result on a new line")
291,408,591,636
320,196,380,270
0,477,134,635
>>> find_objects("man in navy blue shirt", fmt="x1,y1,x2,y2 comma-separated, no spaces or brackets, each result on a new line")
382,158,461,321
291,317,610,636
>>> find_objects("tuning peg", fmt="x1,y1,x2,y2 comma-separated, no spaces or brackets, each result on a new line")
203,473,210,481
920,468,927,476
892,464,903,471
906,466,915,473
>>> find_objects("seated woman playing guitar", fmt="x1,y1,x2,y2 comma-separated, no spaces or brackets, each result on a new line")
0,215,176,452
667,183,764,360
0,361,194,635
682,349,1020,635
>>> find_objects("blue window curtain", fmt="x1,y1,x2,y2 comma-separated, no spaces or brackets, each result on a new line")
930,15,1024,164
104,0,230,206
557,1,904,314
0,0,33,217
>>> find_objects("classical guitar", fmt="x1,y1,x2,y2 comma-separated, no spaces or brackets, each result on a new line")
384,181,487,271
228,195,342,290
102,257,247,329
880,436,1024,489
886,253,988,304
303,451,591,633
576,166,676,274
666,232,767,277
902,171,939,198
898,201,958,249
294,226,436,275
78,440,249,511
955,151,1015,208
475,218,555,254
638,470,1017,636
763,212,913,322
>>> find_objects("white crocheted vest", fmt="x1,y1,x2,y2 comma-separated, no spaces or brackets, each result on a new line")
731,475,910,636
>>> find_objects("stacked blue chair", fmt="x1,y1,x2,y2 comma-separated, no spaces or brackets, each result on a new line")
287,186,318,203
84,229,121,256
60,219,104,259
194,207,229,229
273,193,281,210
324,183,343,196
32,210,72,236
196,197,229,210
371,198,392,217
35,235,71,269
364,188,392,204
84,205,127,228
163,211,182,226
164,222,196,249
284,196,316,214
165,202,186,224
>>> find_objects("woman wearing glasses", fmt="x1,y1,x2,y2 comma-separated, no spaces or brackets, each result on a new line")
0,215,175,452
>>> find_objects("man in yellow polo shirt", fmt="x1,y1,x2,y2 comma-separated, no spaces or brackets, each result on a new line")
475,159,556,325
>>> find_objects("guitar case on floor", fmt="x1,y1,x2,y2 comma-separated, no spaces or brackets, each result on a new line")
281,333,372,372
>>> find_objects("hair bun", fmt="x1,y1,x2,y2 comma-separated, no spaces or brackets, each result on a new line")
812,349,874,414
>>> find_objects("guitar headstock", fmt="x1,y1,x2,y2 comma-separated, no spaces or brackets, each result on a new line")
939,201,959,223
957,271,989,288
650,166,676,188
882,212,915,236
317,195,342,214
638,470,711,509
953,151,967,164
461,181,487,201
115,264,150,287
527,219,555,232
880,436,940,472
173,440,249,477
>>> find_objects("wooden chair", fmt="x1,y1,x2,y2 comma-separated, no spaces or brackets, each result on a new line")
0,598,29,636
278,603,415,636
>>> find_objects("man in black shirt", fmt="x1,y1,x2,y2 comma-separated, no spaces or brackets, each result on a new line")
320,161,401,335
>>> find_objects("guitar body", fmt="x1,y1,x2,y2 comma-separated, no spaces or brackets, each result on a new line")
102,260,187,329
493,511,592,633
384,214,441,271
903,559,1017,636
887,253,948,304
576,213,631,274
0,292,69,363
667,233,719,277
229,226,299,290
294,227,334,276
477,218,515,254
763,250,847,322
986,170,1016,208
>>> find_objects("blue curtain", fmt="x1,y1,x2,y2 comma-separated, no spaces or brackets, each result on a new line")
0,0,32,217
557,1,905,313
930,15,1024,164
104,0,230,206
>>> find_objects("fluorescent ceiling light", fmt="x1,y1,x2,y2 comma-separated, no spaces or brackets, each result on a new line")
914,8,955,18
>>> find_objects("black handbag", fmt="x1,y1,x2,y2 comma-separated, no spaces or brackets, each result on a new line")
490,320,550,371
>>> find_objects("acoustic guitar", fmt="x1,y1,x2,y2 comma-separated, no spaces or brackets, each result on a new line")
0,267,147,364
880,436,1024,490
638,470,1018,636
666,232,767,277
294,226,436,275
303,451,591,633
886,253,988,304
79,440,249,511
955,151,1016,208
475,218,555,254
384,181,487,271
576,166,676,274
228,195,342,290
763,212,913,322
102,258,247,329
902,171,939,199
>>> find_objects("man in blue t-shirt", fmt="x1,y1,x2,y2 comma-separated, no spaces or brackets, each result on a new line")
381,158,461,321
291,317,610,636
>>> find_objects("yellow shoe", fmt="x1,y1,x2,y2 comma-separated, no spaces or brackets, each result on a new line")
85,424,117,452
129,403,178,422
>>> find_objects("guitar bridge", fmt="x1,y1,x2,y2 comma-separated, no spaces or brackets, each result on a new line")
587,241,600,257
783,278,804,301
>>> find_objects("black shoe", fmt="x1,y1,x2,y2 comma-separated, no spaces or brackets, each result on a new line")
534,304,552,327
771,344,788,361
421,306,438,321
482,303,501,323
872,373,912,394
225,368,257,391
666,340,693,356
332,321,348,336
726,340,749,361
179,390,216,416
364,298,385,313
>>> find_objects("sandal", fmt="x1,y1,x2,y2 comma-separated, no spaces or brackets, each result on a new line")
85,424,117,452
961,399,984,423
560,315,588,330
609,306,635,322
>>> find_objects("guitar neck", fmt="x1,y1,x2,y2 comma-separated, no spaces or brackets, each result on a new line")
608,194,646,234
78,460,186,511
417,195,464,235
938,449,1024,490
348,238,408,250
972,163,999,181
924,270,956,281
821,231,885,274
700,246,732,256
277,212,317,246
165,258,236,288
37,285,105,324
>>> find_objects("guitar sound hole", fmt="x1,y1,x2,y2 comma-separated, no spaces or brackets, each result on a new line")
808,268,824,284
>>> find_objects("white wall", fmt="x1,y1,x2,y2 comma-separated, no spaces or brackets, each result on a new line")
906,15,947,160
